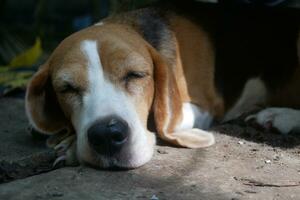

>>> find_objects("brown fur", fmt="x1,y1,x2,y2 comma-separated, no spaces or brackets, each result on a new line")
169,15,225,118
26,6,300,150
26,63,70,134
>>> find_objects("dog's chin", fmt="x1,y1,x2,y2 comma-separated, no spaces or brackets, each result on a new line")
82,153,153,170
80,145,155,170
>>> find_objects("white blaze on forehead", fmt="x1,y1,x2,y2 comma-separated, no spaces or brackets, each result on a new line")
73,40,154,167
81,40,104,84
79,40,128,123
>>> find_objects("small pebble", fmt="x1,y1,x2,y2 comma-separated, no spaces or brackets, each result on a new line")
250,148,259,152
265,159,271,164
238,141,245,145
273,155,280,161
157,149,168,154
151,194,159,200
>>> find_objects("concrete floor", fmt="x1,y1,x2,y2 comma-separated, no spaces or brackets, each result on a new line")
0,98,299,200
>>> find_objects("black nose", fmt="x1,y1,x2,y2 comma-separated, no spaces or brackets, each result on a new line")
87,116,129,155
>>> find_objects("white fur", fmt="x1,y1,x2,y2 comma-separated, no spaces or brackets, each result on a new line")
224,77,267,122
246,107,300,134
176,103,213,131
94,21,104,26
73,40,154,168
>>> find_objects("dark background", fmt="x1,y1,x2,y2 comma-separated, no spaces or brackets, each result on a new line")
0,0,299,97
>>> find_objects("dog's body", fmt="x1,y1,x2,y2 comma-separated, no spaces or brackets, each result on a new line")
26,2,300,168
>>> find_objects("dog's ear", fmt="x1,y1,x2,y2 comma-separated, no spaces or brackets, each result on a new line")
148,46,215,148
26,63,69,134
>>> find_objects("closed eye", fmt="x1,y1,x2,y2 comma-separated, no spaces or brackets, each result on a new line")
122,71,148,82
59,83,81,94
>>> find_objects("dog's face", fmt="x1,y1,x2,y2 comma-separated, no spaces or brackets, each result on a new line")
26,24,160,168
26,23,209,168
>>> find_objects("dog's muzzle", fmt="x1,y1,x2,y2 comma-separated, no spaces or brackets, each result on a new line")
87,116,129,156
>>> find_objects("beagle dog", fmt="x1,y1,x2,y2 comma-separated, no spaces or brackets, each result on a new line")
25,2,300,168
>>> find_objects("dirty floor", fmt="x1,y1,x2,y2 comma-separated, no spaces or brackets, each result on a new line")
0,98,299,200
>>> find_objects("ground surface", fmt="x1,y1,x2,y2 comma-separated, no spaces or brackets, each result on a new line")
0,98,299,200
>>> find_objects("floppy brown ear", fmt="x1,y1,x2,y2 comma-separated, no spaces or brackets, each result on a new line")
26,63,69,135
148,46,215,148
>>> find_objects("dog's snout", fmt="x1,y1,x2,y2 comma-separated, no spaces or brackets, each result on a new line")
87,116,129,155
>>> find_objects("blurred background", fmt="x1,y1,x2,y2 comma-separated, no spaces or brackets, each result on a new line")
0,0,299,97
0,0,160,97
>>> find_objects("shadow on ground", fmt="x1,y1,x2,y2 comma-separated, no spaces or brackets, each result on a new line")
212,116,300,148
0,98,299,200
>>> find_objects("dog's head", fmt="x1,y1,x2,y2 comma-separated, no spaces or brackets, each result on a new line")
26,23,204,168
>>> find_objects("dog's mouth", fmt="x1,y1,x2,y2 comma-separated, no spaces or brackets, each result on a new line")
84,153,139,170
84,146,152,169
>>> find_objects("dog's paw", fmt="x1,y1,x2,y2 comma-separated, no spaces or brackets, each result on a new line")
48,134,78,167
245,107,300,134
